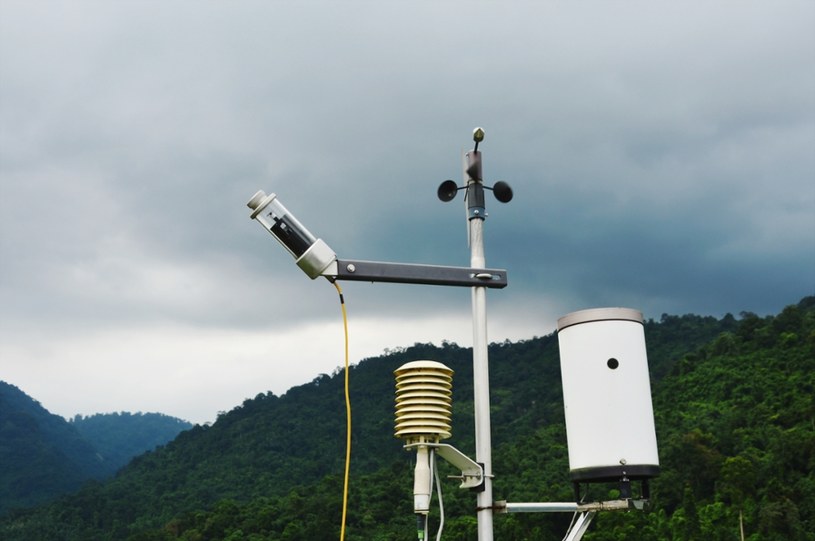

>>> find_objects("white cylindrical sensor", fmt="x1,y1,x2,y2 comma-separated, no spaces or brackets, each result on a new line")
247,191,317,258
557,307,659,483
413,446,431,514
247,190,337,279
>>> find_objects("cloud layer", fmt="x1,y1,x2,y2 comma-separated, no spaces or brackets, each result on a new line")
2,1,813,424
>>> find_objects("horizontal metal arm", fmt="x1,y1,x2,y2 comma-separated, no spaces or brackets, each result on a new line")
494,499,649,513
330,259,507,288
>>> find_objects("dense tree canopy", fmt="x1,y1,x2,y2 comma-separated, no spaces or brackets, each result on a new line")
70,412,192,477
2,297,812,540
0,382,104,514
0,388,191,516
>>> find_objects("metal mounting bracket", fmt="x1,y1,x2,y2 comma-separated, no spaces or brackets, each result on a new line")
329,259,507,289
494,499,649,514
493,499,649,541
404,442,485,490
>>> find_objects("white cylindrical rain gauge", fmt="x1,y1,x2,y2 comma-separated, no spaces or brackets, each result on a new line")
557,308,659,485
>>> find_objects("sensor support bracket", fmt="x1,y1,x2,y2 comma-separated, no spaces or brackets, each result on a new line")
404,442,485,490
494,499,649,514
332,259,507,289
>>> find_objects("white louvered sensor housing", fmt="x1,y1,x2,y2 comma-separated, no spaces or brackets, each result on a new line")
394,360,454,444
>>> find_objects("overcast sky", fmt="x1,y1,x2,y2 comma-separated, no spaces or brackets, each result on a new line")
2,1,813,425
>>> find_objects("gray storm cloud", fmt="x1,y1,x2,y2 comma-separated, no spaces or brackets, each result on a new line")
1,1,813,423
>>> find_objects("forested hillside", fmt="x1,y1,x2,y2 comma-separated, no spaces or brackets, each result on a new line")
0,385,191,516
70,412,192,477
0,382,105,514
1,298,812,540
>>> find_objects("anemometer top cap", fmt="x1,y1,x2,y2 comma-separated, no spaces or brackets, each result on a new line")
557,307,643,332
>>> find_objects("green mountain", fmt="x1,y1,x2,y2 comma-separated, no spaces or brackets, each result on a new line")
0,384,191,516
0,382,105,513
70,412,193,477
1,298,813,540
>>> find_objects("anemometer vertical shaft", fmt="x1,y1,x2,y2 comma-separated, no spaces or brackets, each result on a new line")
436,127,511,541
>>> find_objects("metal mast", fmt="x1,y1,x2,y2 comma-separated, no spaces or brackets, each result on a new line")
460,127,512,541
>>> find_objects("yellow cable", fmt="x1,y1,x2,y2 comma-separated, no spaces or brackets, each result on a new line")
333,281,351,541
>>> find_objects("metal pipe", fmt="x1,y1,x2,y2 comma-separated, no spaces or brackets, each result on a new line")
467,166,494,541
500,502,580,513
496,499,644,513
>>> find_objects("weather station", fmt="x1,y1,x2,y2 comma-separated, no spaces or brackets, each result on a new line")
246,128,659,541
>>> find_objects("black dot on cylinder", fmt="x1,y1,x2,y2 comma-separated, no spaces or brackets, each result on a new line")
607,358,620,370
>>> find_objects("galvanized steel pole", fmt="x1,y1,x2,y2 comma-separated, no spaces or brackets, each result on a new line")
464,129,494,541
471,223,494,541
